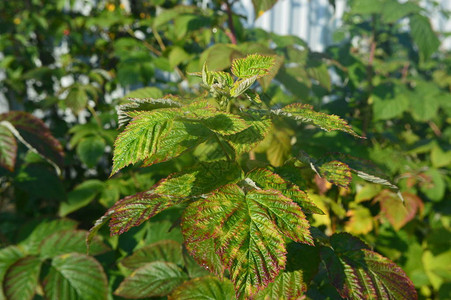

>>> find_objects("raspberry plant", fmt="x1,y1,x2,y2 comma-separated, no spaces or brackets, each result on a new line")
89,54,416,299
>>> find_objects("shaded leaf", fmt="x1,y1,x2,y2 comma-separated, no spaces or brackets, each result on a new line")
76,137,105,168
18,219,78,254
0,111,64,173
410,14,440,61
121,240,184,270
3,256,41,300
0,124,17,171
169,276,235,300
39,230,109,259
59,180,105,217
114,261,188,298
376,190,423,230
0,246,24,299
321,233,417,300
43,253,108,300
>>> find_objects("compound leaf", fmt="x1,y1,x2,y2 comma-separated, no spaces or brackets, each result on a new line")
277,103,362,138
0,111,64,174
0,124,17,171
43,253,108,300
121,240,184,270
321,233,417,300
114,261,188,298
169,276,235,300
247,168,324,215
182,184,313,298
231,54,275,79
3,256,41,300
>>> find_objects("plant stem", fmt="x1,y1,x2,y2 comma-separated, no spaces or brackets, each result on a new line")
224,0,237,44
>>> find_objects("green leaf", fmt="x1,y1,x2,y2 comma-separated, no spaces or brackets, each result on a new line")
278,103,362,138
121,240,184,270
108,192,177,236
169,276,235,300
247,168,324,214
116,96,182,128
187,104,250,135
124,87,164,99
65,85,89,115
252,0,279,19
254,271,307,300
112,109,204,174
18,219,78,254
76,137,105,168
59,180,105,216
410,14,440,61
230,76,257,97
409,81,441,122
3,256,41,300
317,160,352,188
0,111,64,174
43,253,108,300
372,83,409,121
182,184,313,298
423,249,451,291
231,54,275,79
114,261,188,298
0,124,17,171
40,230,109,259
0,246,24,300
169,46,190,68
223,112,272,156
321,233,417,300
420,168,445,202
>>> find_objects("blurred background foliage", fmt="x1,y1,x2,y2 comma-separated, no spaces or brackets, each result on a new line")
0,0,449,299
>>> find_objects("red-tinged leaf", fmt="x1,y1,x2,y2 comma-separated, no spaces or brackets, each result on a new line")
3,256,41,300
318,160,352,188
254,271,307,300
321,233,417,300
376,190,423,230
121,240,184,270
182,184,313,298
277,103,363,138
169,276,236,300
0,124,17,171
247,168,324,215
114,261,188,298
43,253,108,300
108,192,177,236
0,246,24,299
0,111,64,173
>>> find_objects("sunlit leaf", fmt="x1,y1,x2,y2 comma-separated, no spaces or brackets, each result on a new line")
277,103,362,138
410,14,440,61
254,271,307,300
247,168,324,214
231,54,275,79
182,184,313,298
